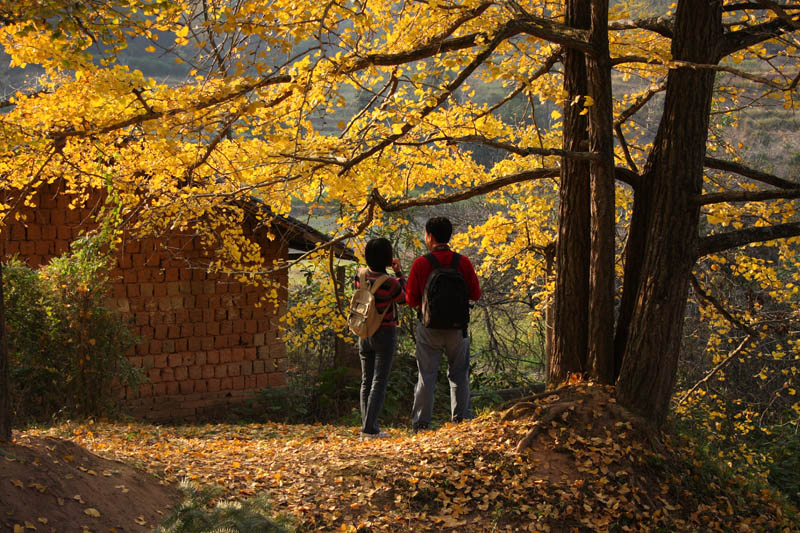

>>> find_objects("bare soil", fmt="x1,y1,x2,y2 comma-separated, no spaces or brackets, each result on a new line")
1,435,180,532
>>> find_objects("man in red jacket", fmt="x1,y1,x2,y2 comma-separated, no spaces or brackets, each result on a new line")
405,216,481,431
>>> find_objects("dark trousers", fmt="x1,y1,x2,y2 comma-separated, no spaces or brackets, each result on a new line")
359,326,397,434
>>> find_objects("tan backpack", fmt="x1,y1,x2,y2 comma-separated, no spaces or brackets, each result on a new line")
348,269,390,338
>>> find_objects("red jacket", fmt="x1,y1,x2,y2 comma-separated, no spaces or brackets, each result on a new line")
405,246,481,309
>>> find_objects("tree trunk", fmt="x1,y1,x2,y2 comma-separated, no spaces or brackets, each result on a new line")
0,260,11,441
549,0,591,385
586,0,615,384
615,0,722,424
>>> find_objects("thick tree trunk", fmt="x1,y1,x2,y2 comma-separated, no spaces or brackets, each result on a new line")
586,0,615,384
0,260,11,441
616,0,722,424
550,0,591,385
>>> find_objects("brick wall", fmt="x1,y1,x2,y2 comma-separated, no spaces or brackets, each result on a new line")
3,182,289,421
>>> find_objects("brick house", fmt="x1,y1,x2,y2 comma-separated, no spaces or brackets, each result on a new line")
2,181,354,420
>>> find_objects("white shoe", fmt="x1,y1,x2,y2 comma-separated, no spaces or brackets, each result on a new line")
359,431,389,440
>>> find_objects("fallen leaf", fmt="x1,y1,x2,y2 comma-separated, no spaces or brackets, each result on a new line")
13,525,24,533
84,508,101,517
37,519,47,525
73,494,85,504
11,479,23,488
24,522,36,530
135,516,147,526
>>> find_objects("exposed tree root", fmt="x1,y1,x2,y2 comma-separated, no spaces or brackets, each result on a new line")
515,402,572,453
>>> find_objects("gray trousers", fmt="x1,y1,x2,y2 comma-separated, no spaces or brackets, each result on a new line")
411,321,472,429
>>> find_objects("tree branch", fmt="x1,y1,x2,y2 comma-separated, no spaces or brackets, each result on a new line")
696,222,800,258
719,16,800,57
511,18,592,54
704,156,800,190
757,0,800,30
690,275,756,335
607,15,674,38
427,134,598,160
694,188,800,206
373,168,559,212
678,334,753,405
614,81,668,128
339,23,520,174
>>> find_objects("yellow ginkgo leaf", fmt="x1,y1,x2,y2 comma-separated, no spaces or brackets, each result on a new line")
84,508,101,517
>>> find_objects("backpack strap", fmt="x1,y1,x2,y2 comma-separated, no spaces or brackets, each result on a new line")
424,252,441,270
450,252,461,271
370,274,392,325
369,274,389,294
425,252,460,271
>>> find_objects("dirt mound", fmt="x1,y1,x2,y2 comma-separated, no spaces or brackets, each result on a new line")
1,435,180,532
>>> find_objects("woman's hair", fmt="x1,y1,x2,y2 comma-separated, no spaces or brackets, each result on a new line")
365,237,393,272
425,216,452,244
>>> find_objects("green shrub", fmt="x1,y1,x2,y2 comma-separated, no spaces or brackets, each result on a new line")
154,481,293,533
248,367,358,424
3,231,142,422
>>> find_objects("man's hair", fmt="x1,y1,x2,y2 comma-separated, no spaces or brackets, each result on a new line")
425,216,453,244
365,237,393,272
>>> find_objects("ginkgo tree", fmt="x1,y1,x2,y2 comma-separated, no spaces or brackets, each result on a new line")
2,0,800,441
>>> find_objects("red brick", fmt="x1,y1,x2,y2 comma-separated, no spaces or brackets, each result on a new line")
232,376,245,390
201,337,214,350
168,353,182,367
179,380,194,394
139,383,153,397
126,284,140,298
245,376,257,390
112,284,126,299
220,321,233,335
175,338,187,352
153,383,167,396
130,356,143,368
145,253,160,268
228,363,241,377
202,365,215,379
167,382,179,395
268,373,287,387
148,368,161,382
207,379,220,392
256,374,269,388
19,241,35,256
154,354,168,368
140,325,154,339
174,366,188,381
5,241,19,254
213,335,228,349
244,347,257,360
138,269,151,282
214,366,227,378
207,350,219,364
162,340,175,353
194,380,208,393
135,343,149,356
153,284,167,297
161,367,174,382
124,240,140,253
253,361,265,374
165,268,179,282
189,366,202,380
220,350,232,363
188,337,203,352
152,324,166,339
220,377,232,390
207,322,220,336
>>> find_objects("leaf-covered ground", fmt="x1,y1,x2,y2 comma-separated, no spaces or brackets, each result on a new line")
5,383,799,532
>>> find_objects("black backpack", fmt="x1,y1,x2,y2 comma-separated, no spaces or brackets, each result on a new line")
420,252,470,330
